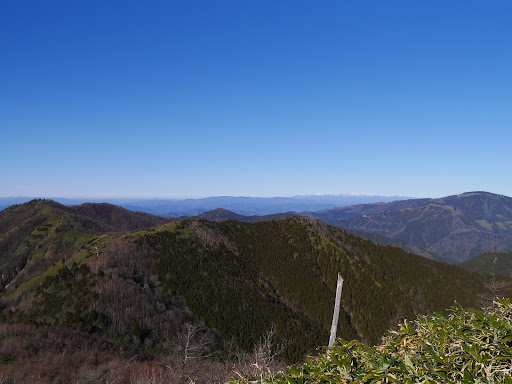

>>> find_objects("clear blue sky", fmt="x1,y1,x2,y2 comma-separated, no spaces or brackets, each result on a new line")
1,1,511,198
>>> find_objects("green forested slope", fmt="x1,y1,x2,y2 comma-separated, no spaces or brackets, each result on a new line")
0,199,170,294
1,201,511,367
460,250,512,277
202,218,504,346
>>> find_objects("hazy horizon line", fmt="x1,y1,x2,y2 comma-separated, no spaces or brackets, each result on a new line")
1,191,498,201
0,192,419,200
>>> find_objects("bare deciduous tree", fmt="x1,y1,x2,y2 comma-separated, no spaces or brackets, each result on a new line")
162,323,215,384
233,325,287,379
479,277,512,307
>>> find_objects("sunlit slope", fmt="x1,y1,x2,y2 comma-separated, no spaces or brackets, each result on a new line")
1,200,511,363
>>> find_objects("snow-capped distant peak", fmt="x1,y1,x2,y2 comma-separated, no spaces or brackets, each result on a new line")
303,192,368,197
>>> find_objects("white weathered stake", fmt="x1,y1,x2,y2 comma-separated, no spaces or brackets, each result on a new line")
328,273,344,348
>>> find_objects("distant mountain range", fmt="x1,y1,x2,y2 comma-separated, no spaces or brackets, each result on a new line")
1,198,509,382
0,194,409,217
308,192,512,263
3,191,512,265
190,192,512,264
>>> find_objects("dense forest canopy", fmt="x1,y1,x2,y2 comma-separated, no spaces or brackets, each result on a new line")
1,200,511,383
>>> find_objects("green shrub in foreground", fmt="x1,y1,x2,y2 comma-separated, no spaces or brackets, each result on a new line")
230,298,512,383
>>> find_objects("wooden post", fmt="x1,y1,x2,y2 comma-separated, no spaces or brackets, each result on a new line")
329,273,344,348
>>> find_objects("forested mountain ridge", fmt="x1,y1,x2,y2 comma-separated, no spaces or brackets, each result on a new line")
0,199,172,292
460,250,512,277
197,208,297,222
308,192,512,263
342,228,440,260
1,200,512,382
196,208,439,260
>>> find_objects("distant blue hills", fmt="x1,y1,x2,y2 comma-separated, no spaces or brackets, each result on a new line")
0,194,409,217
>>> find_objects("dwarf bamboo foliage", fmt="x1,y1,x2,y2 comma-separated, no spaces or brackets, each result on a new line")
230,298,512,384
